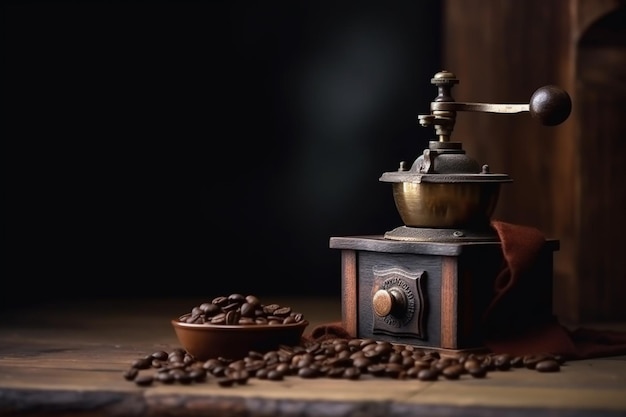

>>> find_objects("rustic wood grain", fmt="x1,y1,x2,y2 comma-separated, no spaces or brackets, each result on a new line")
441,256,458,349
442,0,626,323
0,298,625,417
341,250,358,337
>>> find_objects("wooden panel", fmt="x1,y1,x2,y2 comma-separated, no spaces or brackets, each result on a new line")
341,250,358,337
577,9,626,320
440,257,457,348
442,0,626,322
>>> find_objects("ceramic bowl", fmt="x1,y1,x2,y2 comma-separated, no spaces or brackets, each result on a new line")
171,318,309,361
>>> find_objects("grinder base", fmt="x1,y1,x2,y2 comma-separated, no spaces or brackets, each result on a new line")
329,234,558,352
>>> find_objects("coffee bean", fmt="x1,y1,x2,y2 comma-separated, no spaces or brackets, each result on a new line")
418,368,439,381
432,358,454,371
463,358,481,372
189,369,207,382
263,304,281,314
275,363,291,375
229,369,250,384
228,293,246,303
352,357,372,370
273,307,292,316
222,302,240,312
405,366,421,378
510,356,524,368
425,351,440,359
401,356,416,368
203,358,221,371
134,375,154,386
212,296,229,306
321,366,340,378
199,302,219,314
217,377,235,387
523,354,550,369
245,295,261,306
156,372,175,384
298,367,319,378
210,313,226,324
123,368,138,381
343,367,361,380
481,355,496,371
468,366,488,378
267,369,284,381
384,363,404,378
151,351,169,361
388,352,403,365
225,310,240,325
240,303,255,317
494,354,512,371
131,357,152,370
442,364,464,380
412,360,430,370
187,312,202,323
535,359,560,372
367,363,387,376
168,350,184,363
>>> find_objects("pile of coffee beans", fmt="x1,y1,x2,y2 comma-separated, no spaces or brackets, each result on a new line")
123,337,565,388
178,294,305,326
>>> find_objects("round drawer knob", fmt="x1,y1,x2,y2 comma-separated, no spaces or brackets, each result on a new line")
372,287,406,317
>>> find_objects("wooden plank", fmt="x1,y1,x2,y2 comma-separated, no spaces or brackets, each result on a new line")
341,250,358,337
0,298,625,417
441,257,458,348
1,356,626,416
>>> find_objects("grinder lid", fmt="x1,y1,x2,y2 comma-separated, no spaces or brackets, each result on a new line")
380,140,511,184
380,69,570,186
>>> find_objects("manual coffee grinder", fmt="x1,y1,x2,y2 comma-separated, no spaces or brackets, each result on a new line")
329,70,571,352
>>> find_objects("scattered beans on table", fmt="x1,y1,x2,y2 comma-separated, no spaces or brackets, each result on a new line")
122,337,565,387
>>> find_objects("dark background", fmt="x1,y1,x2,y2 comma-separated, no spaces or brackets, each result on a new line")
2,1,441,307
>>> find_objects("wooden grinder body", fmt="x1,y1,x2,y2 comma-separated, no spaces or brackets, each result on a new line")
329,235,558,351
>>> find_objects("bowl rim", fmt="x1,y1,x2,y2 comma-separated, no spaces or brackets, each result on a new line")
171,318,309,331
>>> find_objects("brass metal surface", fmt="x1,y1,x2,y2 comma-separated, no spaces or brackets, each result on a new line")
392,181,500,229
380,70,570,232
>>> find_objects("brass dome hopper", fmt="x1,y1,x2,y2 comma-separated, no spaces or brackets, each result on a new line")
380,71,571,242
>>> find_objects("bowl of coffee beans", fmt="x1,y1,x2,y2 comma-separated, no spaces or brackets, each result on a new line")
171,294,308,361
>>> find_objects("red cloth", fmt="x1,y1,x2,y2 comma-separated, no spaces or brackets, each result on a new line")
308,221,626,360
484,221,626,359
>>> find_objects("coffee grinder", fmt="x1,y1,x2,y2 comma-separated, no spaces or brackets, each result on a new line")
329,70,571,352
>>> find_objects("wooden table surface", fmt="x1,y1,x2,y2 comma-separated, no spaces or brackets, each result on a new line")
1,296,625,417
